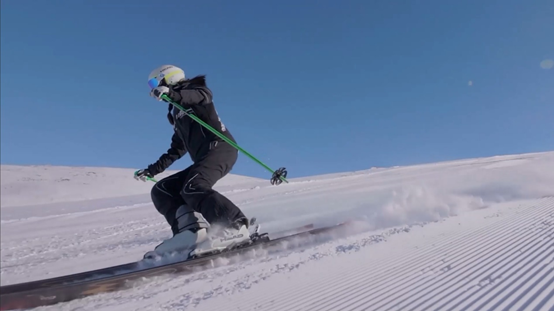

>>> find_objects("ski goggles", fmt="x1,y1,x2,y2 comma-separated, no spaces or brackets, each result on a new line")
147,76,168,89
148,70,182,89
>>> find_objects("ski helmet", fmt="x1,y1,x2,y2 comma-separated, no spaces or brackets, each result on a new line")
147,65,185,89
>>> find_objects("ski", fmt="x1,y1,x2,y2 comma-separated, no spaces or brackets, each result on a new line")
0,221,351,311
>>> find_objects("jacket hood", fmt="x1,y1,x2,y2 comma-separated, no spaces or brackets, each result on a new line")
176,75,207,88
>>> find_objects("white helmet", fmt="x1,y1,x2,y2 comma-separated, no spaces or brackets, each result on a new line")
147,65,185,89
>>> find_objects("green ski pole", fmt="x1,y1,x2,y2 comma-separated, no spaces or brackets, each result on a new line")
160,94,288,185
134,170,158,183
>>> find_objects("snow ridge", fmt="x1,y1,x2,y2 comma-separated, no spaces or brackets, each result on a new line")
201,198,554,311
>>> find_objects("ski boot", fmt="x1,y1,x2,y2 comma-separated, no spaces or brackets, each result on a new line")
188,217,255,258
143,205,210,260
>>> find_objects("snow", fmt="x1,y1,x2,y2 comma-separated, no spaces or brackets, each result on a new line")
1,151,554,310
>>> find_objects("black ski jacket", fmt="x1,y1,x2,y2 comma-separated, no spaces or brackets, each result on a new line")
147,76,236,176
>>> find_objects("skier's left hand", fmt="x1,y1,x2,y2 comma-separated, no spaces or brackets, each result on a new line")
150,86,170,101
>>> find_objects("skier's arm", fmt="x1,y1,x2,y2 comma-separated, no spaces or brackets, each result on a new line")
168,86,213,106
147,133,187,175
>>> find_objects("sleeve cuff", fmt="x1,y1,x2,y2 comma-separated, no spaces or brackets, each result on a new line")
167,89,182,103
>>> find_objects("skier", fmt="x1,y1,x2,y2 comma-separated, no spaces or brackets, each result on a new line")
134,64,251,258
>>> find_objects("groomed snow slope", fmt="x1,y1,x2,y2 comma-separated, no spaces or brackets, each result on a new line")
1,151,553,310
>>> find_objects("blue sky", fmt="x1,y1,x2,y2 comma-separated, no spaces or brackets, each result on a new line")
1,0,553,180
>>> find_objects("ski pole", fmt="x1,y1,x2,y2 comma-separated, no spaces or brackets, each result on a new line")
133,171,158,183
160,94,288,185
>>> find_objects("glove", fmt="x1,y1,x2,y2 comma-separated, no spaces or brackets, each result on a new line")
150,86,170,101
151,86,182,103
134,168,153,182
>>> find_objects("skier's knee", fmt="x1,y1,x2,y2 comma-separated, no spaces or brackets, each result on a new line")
151,182,162,202
181,175,212,196
151,181,173,215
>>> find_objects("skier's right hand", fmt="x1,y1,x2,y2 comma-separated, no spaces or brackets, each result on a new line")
134,168,153,182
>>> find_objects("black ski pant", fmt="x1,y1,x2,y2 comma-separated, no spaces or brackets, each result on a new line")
150,142,246,234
